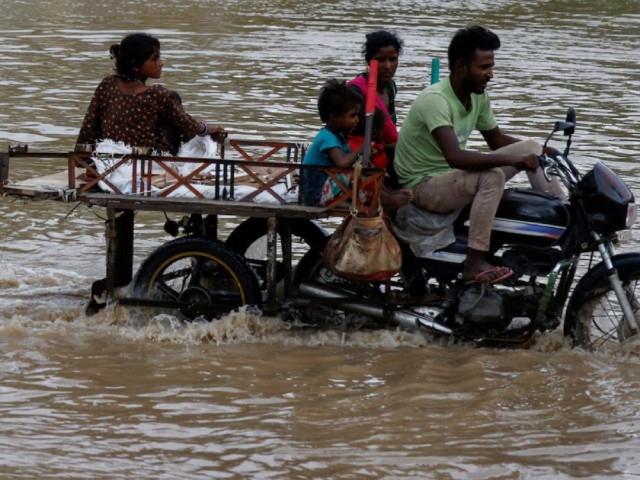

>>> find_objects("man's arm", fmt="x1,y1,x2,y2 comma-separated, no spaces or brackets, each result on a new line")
483,125,559,159
432,125,538,172
480,126,520,151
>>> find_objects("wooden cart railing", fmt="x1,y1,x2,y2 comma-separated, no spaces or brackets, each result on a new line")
3,140,385,215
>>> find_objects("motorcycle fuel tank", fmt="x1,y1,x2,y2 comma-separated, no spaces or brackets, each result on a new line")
490,189,570,247
455,188,570,248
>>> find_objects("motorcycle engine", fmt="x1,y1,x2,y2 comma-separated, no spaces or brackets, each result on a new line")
458,285,509,330
457,284,544,332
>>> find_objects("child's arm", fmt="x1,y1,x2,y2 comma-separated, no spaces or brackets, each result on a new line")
326,143,365,168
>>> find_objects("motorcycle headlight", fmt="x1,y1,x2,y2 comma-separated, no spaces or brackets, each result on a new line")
626,203,638,229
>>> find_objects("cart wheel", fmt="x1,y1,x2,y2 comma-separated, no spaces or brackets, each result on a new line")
225,217,328,290
132,237,261,320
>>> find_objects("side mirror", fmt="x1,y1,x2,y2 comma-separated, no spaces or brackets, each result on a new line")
553,121,575,134
543,107,577,152
564,107,576,135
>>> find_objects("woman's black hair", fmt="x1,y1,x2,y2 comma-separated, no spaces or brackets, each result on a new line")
362,30,404,63
447,26,500,72
109,33,160,80
317,79,363,123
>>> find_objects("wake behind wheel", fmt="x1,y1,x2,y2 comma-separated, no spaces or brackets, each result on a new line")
132,237,261,320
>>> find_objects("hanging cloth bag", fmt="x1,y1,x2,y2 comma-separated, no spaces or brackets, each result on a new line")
322,163,402,282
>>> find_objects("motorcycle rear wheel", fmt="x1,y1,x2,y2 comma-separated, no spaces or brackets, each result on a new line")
565,253,640,351
225,217,328,293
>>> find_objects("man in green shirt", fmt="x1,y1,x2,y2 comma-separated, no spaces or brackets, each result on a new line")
394,26,563,284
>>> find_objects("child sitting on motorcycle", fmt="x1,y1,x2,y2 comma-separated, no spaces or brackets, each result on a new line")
348,106,413,213
300,79,366,207
348,106,389,170
299,79,412,211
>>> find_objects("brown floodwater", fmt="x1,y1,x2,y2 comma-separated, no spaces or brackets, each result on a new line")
1,0,640,478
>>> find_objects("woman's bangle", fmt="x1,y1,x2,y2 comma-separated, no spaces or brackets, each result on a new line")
197,121,209,137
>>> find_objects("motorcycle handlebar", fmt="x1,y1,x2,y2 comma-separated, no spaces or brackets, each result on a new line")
514,156,546,171
537,154,550,167
538,151,580,190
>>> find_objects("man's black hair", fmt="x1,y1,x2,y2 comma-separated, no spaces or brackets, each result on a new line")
317,79,363,123
362,30,404,63
447,26,500,72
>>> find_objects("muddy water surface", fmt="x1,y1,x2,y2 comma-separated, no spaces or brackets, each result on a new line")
1,0,640,478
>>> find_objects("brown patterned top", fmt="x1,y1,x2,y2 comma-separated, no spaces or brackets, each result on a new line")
76,75,202,153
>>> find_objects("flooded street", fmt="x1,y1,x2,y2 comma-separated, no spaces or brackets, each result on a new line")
1,0,640,478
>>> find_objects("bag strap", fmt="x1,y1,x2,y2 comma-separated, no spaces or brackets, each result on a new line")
351,162,362,214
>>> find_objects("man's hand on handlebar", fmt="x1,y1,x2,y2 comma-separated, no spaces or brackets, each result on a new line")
513,153,539,172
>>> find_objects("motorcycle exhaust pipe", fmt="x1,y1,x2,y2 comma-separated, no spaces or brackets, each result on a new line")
298,281,453,335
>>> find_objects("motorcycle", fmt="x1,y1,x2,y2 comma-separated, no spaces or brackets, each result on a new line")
290,108,640,350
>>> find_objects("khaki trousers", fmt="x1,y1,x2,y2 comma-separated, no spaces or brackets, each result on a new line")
412,140,564,252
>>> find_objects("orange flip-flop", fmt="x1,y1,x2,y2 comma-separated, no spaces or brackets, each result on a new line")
465,266,514,285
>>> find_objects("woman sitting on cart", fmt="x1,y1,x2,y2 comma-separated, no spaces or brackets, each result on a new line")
78,32,228,315
76,32,225,154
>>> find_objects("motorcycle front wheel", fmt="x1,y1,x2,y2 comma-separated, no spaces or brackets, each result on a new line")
564,253,640,351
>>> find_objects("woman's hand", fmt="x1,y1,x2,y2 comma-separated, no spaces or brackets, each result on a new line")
209,124,227,143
